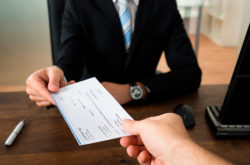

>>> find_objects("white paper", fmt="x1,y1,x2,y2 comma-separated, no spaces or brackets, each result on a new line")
51,77,133,146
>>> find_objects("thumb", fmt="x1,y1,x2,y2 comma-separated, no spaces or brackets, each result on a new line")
47,70,63,93
122,119,140,135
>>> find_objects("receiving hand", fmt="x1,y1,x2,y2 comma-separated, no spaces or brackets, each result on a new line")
26,66,75,107
120,113,190,165
120,113,232,165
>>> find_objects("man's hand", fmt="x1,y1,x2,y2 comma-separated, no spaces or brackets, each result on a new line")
120,113,232,165
26,66,75,107
102,82,132,105
120,113,189,165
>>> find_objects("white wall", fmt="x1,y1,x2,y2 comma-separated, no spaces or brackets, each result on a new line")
201,0,245,46
238,0,250,56
0,0,51,85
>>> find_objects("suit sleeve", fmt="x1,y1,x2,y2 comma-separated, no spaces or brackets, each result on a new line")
56,0,91,81
141,0,202,100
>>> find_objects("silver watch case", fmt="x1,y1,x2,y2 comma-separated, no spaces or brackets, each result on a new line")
130,84,143,100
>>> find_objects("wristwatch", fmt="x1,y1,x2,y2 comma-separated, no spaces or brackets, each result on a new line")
130,83,144,100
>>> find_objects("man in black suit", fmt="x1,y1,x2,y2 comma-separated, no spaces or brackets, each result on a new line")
26,0,201,107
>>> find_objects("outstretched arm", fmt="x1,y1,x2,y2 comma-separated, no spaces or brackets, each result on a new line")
120,113,232,165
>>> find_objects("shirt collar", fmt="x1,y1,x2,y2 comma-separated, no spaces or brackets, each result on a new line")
112,0,139,6
134,0,139,5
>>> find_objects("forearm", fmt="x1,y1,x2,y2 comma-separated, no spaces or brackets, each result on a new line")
166,140,232,165
147,0,201,101
141,64,201,100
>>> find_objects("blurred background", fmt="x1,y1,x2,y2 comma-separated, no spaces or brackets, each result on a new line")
0,0,250,91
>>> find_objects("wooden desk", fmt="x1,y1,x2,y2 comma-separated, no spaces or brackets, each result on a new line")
0,85,249,165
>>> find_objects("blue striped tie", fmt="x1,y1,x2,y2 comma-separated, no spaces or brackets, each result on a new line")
118,0,131,51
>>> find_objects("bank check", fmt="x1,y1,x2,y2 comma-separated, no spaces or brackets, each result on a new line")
51,77,133,146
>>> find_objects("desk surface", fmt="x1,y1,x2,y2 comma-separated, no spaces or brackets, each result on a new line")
0,85,249,165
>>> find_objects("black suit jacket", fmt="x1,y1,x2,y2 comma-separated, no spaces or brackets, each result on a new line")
56,0,202,100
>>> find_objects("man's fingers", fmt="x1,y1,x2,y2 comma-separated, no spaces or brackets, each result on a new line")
26,87,37,96
120,136,137,147
36,101,52,107
137,150,151,165
120,136,144,147
127,145,147,158
27,87,45,100
122,119,140,135
27,86,55,105
26,66,64,106
29,95,48,102
47,68,63,93
27,76,54,104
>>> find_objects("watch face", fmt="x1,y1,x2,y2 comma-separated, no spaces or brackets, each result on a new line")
130,85,143,100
